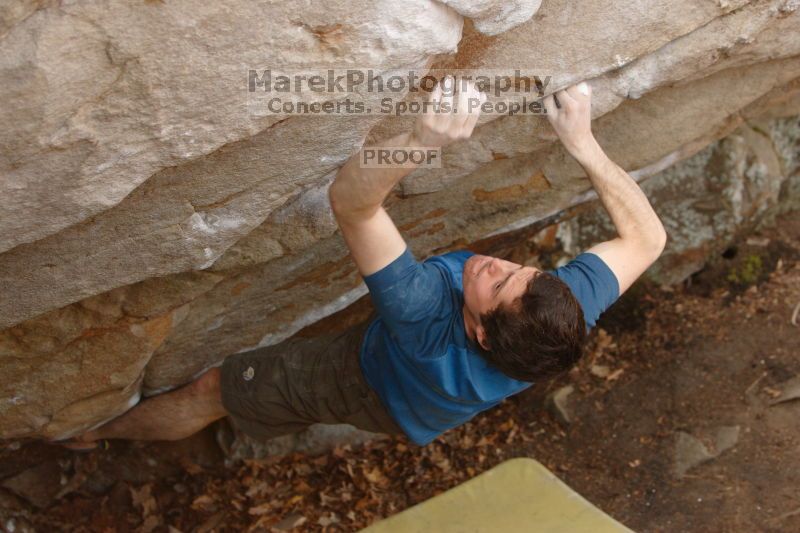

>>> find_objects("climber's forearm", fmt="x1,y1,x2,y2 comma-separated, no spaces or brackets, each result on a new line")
544,82,666,294
330,78,484,223
328,79,483,277
329,132,422,222
543,82,665,258
574,138,666,255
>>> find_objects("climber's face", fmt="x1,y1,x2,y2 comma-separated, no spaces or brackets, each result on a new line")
462,254,540,343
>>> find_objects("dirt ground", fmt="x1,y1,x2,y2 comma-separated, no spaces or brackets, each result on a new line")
1,212,799,533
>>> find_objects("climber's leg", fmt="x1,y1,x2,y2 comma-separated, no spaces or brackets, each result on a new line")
68,367,226,445
219,319,403,441
63,319,402,450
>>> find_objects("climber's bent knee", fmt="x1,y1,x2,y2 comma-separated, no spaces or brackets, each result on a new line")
191,366,222,400
217,323,404,442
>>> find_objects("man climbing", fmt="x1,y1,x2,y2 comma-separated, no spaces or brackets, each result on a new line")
63,78,666,450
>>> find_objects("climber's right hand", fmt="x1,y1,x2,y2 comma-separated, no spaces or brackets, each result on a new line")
409,77,486,148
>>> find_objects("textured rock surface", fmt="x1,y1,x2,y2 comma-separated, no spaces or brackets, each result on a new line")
673,426,740,478
1,0,799,441
558,115,800,285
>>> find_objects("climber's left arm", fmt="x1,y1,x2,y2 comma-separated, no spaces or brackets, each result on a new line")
543,82,667,296
329,78,484,277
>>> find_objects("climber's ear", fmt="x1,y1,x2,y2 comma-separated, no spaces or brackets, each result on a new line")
476,323,490,352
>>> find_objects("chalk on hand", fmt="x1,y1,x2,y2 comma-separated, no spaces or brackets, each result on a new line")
578,82,590,96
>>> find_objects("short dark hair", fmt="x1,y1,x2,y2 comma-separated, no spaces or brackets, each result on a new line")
478,272,586,382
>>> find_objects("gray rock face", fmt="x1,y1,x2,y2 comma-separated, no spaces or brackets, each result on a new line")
0,0,799,443
673,426,740,478
558,115,800,285
548,385,575,425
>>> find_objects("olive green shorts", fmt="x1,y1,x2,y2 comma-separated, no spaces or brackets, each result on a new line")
219,320,404,441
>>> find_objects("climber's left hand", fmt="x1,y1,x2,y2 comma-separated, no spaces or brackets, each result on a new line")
543,82,596,162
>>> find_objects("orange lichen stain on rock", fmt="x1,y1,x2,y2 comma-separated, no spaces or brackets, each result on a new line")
435,19,497,69
230,281,251,297
398,208,448,232
296,295,375,338
302,23,347,48
409,221,446,238
472,171,550,202
432,238,472,255
532,224,560,250
138,313,173,348
69,311,172,352
491,151,509,160
331,265,357,282
76,326,118,340
275,256,352,292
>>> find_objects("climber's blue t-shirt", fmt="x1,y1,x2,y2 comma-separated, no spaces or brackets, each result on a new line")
358,247,619,446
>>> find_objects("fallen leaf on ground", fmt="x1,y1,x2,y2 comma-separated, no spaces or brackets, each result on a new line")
607,368,625,382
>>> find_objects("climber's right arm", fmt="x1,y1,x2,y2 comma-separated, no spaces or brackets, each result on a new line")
329,130,417,278
543,83,667,296
330,78,484,277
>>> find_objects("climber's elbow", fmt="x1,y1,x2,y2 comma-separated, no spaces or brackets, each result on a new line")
329,178,377,224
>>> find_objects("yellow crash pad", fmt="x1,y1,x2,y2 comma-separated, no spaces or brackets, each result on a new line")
361,457,634,533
